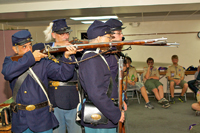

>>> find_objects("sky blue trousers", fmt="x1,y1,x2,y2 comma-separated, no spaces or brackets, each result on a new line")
53,107,81,133
23,128,52,133
85,127,117,133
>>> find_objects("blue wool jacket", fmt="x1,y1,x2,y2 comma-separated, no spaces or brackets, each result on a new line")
2,51,75,133
79,50,121,128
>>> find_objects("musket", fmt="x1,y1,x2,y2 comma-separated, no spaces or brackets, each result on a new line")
11,38,177,61
118,57,124,133
121,61,130,133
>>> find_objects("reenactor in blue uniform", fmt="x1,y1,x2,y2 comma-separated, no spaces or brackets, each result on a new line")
33,19,81,133
79,20,125,133
1,30,77,133
105,19,127,110
191,90,200,115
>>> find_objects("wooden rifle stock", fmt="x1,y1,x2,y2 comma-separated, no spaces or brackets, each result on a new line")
11,38,168,61
118,57,124,133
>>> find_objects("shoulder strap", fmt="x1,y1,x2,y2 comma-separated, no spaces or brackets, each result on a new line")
81,48,110,70
13,70,29,102
114,54,119,61
80,49,112,98
28,68,52,111
28,69,47,92
12,67,52,111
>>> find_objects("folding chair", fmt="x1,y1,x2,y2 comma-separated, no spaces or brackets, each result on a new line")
166,77,187,101
126,73,141,104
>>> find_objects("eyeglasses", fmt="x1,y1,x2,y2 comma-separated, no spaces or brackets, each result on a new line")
58,32,70,35
113,32,123,35
19,43,32,49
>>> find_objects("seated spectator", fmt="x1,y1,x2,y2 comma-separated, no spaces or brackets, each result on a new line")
123,56,154,109
166,55,188,103
191,60,200,111
143,57,170,108
188,70,200,95
191,90,200,116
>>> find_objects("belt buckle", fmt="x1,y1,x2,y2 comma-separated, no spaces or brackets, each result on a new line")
26,105,36,111
52,81,60,87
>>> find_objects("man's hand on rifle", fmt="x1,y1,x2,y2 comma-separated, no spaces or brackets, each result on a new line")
119,111,125,123
55,41,83,52
33,50,48,62
64,46,77,59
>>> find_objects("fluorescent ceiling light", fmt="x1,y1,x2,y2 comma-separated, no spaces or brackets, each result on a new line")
71,16,118,20
81,21,107,24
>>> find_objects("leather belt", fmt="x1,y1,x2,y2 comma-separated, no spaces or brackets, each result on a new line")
49,81,77,87
17,101,48,111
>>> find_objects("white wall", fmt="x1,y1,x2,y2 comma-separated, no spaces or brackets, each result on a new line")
122,20,200,69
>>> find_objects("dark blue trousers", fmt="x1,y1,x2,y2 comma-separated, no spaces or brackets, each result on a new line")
188,80,198,94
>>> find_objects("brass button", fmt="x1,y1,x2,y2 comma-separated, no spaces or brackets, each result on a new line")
24,91,27,94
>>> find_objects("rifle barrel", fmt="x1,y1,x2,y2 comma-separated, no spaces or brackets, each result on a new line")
10,38,175,61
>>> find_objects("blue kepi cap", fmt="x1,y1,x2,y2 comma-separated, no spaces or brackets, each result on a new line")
87,20,111,40
12,30,33,46
52,19,72,34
